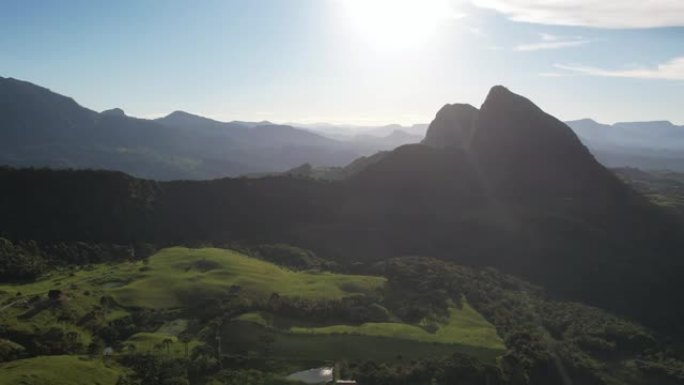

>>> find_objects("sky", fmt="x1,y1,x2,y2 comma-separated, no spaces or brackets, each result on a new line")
1,0,683,125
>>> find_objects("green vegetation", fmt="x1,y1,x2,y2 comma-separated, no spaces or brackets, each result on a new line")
3,246,683,384
0,261,139,350
124,332,199,357
615,167,684,215
0,355,124,385
227,299,505,363
235,312,270,327
0,247,502,361
223,299,505,363
124,320,201,357
289,302,504,350
222,320,501,363
111,247,385,308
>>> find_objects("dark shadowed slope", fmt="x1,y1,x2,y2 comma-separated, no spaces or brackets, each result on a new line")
471,85,600,194
422,103,478,149
2,86,684,332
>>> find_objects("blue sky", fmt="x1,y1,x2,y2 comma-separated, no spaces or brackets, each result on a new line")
1,0,683,125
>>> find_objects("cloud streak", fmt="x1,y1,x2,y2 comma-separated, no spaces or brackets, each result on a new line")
514,33,591,51
470,0,684,28
553,57,684,80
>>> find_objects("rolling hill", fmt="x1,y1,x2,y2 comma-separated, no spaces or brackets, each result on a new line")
0,355,125,385
1,246,682,384
0,248,505,371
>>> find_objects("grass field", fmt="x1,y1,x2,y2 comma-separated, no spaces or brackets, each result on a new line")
0,263,138,346
0,247,506,368
289,302,505,350
222,320,503,363
123,319,201,357
229,300,505,363
0,355,124,385
111,247,386,308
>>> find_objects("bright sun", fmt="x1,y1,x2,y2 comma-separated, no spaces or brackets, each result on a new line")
340,0,459,49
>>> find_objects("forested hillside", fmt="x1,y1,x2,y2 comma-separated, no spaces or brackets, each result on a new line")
2,86,684,384
2,87,684,334
1,243,683,385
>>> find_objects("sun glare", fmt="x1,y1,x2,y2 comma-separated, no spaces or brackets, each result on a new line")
340,0,460,49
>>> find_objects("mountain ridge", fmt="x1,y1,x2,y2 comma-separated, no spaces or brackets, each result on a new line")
0,76,382,179
2,85,683,334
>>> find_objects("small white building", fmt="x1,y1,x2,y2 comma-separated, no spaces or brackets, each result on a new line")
286,367,358,385
286,367,334,385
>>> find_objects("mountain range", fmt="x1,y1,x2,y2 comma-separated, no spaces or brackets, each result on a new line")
3,75,684,180
0,76,419,180
566,118,684,171
2,85,683,336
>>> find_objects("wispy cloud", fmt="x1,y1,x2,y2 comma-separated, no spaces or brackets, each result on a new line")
470,0,684,28
553,57,684,80
539,72,576,78
514,33,592,51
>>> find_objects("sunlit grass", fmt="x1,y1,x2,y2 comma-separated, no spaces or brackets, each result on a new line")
0,355,124,385
111,247,386,308
289,301,505,350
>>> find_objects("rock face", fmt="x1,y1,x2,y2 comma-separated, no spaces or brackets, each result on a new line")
422,103,478,149
470,85,606,198
377,86,684,329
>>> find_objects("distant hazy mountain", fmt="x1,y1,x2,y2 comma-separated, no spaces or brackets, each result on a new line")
347,129,422,151
5,74,684,180
294,122,429,140
0,76,410,180
566,118,684,171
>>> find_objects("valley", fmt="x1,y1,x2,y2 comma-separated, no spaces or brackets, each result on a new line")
1,83,684,384
3,0,684,382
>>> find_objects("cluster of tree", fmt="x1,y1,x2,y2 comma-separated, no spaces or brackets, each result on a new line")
380,258,461,323
376,256,684,385
262,294,389,325
3,156,684,337
115,350,309,385
207,369,293,385
234,243,333,271
0,237,156,282
41,241,156,266
0,238,45,281
170,279,389,327
614,168,684,219
2,158,684,336
350,354,503,385
0,338,25,362
116,354,191,385
93,308,167,346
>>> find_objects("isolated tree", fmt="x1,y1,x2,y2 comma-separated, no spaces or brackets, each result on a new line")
100,295,116,314
162,338,174,355
178,333,192,358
